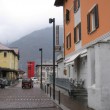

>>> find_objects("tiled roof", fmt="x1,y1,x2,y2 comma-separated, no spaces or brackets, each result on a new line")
54,0,64,6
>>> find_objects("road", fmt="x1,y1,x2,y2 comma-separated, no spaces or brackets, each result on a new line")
0,81,62,110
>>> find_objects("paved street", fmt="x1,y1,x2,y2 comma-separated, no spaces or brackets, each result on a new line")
0,82,62,110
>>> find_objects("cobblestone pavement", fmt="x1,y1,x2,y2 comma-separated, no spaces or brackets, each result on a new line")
0,82,62,110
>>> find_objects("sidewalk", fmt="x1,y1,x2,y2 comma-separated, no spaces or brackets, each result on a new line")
43,85,93,110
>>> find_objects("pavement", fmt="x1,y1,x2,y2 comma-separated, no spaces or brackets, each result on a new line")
0,81,62,110
42,84,94,110
3,81,94,110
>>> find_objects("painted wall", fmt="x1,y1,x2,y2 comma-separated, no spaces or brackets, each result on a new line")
64,0,75,56
57,61,65,78
62,0,110,57
81,0,110,46
0,51,18,70
88,42,110,110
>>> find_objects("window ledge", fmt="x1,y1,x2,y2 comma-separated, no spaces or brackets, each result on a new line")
89,28,97,34
74,8,79,13
66,47,71,50
66,20,70,24
75,40,80,44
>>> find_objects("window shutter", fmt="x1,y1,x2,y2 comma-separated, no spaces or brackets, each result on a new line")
95,5,99,29
74,0,76,13
66,37,68,48
87,13,90,34
74,28,76,43
66,9,69,22
79,23,81,40
69,34,71,48
78,0,80,9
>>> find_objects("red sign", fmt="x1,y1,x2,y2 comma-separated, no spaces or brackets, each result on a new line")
27,61,35,78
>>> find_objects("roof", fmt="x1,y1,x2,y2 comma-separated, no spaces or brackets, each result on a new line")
0,67,18,73
11,48,19,54
0,43,19,57
54,0,64,6
0,43,11,50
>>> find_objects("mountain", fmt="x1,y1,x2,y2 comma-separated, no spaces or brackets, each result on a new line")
9,27,63,72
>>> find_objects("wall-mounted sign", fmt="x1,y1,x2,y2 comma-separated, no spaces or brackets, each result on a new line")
55,45,61,52
56,25,59,45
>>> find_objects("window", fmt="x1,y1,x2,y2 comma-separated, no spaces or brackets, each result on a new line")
74,0,80,13
74,23,81,43
66,9,70,23
4,52,7,57
66,33,71,49
87,5,99,34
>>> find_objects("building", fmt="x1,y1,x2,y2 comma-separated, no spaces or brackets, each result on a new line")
36,61,58,83
0,43,19,84
54,0,110,110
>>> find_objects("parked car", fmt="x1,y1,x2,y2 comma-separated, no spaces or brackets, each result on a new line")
22,78,33,89
31,77,38,83
0,78,6,88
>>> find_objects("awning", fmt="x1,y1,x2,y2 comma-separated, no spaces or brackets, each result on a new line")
65,49,87,66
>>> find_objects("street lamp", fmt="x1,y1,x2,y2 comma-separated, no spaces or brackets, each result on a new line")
49,18,55,100
39,48,43,89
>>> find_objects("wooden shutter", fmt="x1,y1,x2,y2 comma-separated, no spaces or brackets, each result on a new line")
74,28,76,43
95,5,99,29
87,13,90,34
66,9,69,22
69,34,71,48
74,0,76,13
79,23,81,40
66,37,68,48
78,0,80,9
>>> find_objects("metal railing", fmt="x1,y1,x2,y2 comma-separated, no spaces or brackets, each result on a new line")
50,76,74,91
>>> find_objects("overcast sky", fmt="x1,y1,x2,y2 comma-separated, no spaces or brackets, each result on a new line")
0,0,63,44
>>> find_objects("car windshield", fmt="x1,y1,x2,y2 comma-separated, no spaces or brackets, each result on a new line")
22,79,31,82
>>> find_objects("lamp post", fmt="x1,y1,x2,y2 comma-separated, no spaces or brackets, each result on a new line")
39,48,43,89
49,18,55,100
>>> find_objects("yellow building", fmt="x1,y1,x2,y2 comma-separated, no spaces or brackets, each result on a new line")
0,43,19,83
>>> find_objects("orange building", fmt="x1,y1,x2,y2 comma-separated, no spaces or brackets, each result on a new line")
54,0,110,110
55,0,110,56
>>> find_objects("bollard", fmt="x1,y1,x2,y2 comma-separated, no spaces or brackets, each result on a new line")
50,86,51,97
59,90,60,104
47,85,48,94
45,85,46,93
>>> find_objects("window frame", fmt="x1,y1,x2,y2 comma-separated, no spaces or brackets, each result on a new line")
74,23,81,43
87,4,99,34
4,52,7,58
66,33,71,49
74,0,80,13
66,9,70,24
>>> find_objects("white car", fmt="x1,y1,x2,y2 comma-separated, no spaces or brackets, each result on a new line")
31,77,38,83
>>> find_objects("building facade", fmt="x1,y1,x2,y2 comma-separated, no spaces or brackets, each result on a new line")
54,0,110,110
0,43,19,84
